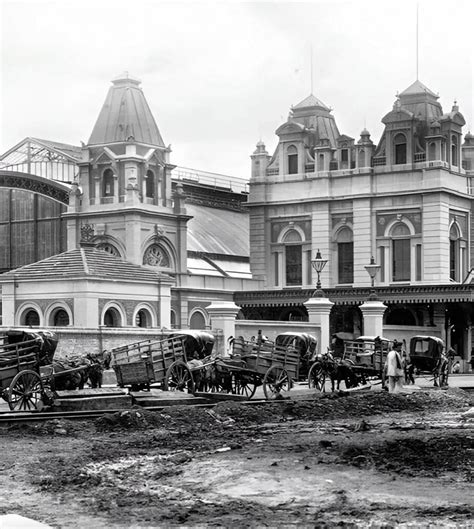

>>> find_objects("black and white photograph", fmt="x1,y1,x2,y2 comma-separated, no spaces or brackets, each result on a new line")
0,0,473,527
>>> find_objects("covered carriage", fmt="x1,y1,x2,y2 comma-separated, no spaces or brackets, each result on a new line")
409,335,449,387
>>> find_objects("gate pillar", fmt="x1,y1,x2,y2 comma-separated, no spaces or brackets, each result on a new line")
206,301,241,357
304,297,334,354
359,300,387,337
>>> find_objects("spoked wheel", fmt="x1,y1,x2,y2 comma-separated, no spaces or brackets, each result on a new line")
232,374,257,399
164,361,195,394
438,361,449,388
263,366,291,400
308,362,327,392
7,370,44,411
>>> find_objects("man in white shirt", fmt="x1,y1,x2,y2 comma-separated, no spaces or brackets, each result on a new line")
386,340,404,393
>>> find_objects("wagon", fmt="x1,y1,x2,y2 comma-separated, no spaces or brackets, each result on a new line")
309,335,393,392
409,336,449,387
274,332,317,380
110,334,196,393
0,330,92,411
207,335,300,399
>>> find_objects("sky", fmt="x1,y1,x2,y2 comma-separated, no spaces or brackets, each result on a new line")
1,0,473,178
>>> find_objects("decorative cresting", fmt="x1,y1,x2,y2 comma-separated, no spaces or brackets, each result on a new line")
80,224,95,246
143,244,170,267
0,171,69,204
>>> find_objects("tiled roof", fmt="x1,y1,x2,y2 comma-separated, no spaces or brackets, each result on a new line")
399,80,437,98
0,246,162,282
293,94,330,111
88,74,165,147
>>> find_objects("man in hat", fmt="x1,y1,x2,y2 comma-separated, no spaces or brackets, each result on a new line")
385,340,404,393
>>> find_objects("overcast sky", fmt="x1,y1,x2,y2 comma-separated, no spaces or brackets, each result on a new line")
1,0,473,178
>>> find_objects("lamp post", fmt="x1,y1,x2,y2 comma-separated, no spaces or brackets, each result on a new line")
364,256,381,300
311,249,328,298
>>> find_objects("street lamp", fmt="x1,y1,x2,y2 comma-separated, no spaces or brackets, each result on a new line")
311,249,328,298
365,256,381,300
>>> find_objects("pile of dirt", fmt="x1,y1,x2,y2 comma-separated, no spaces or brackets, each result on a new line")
95,388,472,433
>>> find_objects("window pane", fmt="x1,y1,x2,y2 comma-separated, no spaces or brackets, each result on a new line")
393,239,410,281
450,239,456,280
338,242,353,283
286,245,302,285
11,190,34,220
11,222,35,267
0,189,10,222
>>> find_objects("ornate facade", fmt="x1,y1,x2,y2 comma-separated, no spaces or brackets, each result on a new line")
239,80,474,366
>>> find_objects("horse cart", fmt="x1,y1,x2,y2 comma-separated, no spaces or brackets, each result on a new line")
309,335,393,392
110,333,205,393
409,335,449,387
0,330,96,411
206,334,303,399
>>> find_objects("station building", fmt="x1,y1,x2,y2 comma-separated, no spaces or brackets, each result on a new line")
237,80,474,367
0,74,259,335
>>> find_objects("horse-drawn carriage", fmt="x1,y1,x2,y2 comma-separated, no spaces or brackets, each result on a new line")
309,335,392,392
409,335,449,387
0,330,104,411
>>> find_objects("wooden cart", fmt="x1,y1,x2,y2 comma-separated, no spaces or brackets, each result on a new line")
110,335,195,393
309,335,392,392
209,336,300,399
409,336,449,387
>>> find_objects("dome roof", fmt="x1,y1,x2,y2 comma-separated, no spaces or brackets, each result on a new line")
293,94,330,111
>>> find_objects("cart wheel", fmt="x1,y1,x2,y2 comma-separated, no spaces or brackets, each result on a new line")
7,370,44,411
263,366,291,400
232,374,257,399
308,363,327,392
164,361,195,394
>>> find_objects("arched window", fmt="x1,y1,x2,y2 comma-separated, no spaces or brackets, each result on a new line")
428,142,436,161
170,309,177,329
135,309,152,328
284,229,302,286
97,242,121,257
358,149,365,168
146,170,155,199
287,145,298,175
450,223,461,281
451,135,458,166
23,309,40,326
102,169,115,197
336,227,353,284
190,311,206,330
318,153,325,171
53,309,70,326
143,244,171,267
391,222,411,281
104,307,121,327
394,133,407,164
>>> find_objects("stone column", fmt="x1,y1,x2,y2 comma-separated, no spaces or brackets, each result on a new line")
157,275,174,330
359,300,387,337
304,296,334,354
206,301,241,357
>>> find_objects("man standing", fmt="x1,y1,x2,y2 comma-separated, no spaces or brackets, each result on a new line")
386,340,404,393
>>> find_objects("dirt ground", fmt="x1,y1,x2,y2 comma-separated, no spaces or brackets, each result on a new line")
0,388,473,528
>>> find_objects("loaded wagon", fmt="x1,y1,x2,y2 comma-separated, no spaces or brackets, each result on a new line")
0,330,96,411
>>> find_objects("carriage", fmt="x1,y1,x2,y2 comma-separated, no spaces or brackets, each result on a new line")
409,335,449,387
204,333,306,399
0,330,97,411
309,335,393,392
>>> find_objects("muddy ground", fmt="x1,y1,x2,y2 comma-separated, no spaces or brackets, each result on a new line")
0,388,473,528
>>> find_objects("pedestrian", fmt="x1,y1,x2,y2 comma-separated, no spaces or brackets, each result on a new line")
469,355,474,373
385,340,404,393
452,361,460,374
